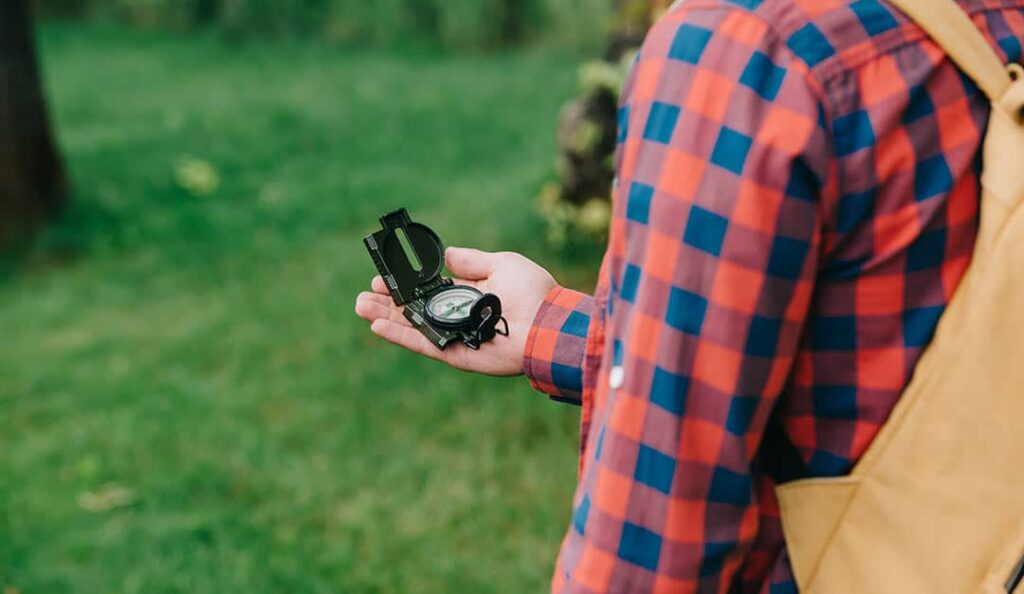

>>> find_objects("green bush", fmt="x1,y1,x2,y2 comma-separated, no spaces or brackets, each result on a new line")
33,0,614,51
219,0,332,37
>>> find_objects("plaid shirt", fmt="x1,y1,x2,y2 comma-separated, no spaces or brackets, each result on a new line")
523,1,1024,592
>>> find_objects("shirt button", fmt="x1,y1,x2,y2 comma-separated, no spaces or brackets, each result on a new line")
609,366,625,390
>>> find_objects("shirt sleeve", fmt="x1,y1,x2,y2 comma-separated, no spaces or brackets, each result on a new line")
523,286,595,405
559,5,830,593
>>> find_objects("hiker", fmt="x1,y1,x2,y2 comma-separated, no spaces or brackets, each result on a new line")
356,0,1024,592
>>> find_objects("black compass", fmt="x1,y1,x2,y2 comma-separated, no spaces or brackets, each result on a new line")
363,209,509,351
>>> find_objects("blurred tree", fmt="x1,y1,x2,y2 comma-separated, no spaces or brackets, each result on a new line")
193,0,220,24
539,0,672,246
607,0,673,60
1,0,67,247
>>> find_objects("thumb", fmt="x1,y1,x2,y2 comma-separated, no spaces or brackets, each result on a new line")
445,247,498,281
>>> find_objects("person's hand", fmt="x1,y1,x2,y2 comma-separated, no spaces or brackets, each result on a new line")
355,247,557,377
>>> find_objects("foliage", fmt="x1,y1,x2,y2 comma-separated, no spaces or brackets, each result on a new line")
538,0,671,246
540,53,630,247
1,24,594,593
33,0,617,51
534,56,626,247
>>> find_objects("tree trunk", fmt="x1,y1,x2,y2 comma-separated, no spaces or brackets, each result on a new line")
0,0,67,248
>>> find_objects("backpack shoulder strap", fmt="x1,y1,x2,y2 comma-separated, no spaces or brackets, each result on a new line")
884,0,1013,101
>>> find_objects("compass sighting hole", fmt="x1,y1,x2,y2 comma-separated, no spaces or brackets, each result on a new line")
396,227,423,273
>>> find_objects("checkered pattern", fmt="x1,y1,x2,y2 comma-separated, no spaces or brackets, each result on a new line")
525,287,595,404
523,1,1024,592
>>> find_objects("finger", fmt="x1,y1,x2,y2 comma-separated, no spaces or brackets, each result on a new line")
447,278,481,291
371,275,390,295
355,292,412,327
370,319,446,362
445,247,499,281
374,270,479,292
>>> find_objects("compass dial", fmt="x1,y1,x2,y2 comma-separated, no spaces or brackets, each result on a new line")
425,286,482,327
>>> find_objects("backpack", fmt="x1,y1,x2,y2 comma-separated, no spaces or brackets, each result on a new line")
776,1,1024,593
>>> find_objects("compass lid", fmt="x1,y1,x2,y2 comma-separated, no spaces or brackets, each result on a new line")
363,209,447,306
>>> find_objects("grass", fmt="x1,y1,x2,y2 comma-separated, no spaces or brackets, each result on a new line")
0,23,599,593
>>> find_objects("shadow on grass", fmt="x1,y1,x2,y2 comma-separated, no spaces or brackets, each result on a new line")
0,198,124,283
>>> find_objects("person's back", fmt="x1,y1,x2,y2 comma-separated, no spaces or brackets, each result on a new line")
357,1,1024,592
546,1,1024,591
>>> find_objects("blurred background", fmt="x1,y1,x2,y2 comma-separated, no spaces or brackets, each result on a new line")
0,1,667,592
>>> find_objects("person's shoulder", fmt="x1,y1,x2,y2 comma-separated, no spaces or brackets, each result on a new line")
651,0,913,72
658,0,1024,75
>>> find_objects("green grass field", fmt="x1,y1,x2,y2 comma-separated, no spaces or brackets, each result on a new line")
0,24,598,593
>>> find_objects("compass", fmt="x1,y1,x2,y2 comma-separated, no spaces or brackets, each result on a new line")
426,286,482,327
363,209,509,351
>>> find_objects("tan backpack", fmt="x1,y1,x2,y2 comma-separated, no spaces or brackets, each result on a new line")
776,0,1024,593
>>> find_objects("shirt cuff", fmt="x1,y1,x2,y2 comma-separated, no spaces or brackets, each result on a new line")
523,286,594,405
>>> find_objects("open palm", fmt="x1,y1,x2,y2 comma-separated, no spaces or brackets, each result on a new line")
355,247,557,376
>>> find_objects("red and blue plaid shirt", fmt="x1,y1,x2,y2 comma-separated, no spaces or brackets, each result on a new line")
523,1,1024,592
